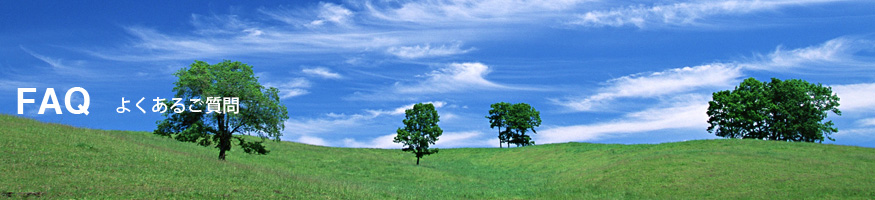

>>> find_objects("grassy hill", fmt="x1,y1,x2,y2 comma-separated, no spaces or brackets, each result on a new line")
1,114,874,199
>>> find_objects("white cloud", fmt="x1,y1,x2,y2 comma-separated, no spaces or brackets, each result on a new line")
285,101,447,137
833,128,875,138
857,118,875,127
556,36,875,112
309,3,354,27
84,0,590,62
433,131,497,148
369,101,448,116
365,0,589,25
86,1,862,62
546,36,875,144
742,37,875,71
343,134,399,149
302,67,343,79
555,64,741,111
387,42,474,59
264,78,311,99
296,135,331,146
258,2,354,28
285,112,378,135
540,96,710,144
21,46,98,78
395,62,509,94
571,0,843,28
831,82,875,111
22,47,67,70
89,24,407,61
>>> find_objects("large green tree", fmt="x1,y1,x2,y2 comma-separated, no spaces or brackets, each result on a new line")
707,77,840,143
154,60,289,160
488,102,541,147
393,103,442,165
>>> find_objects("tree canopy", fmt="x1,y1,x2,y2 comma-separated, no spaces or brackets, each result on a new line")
707,77,841,143
154,60,289,160
487,102,541,147
486,102,512,148
393,103,442,165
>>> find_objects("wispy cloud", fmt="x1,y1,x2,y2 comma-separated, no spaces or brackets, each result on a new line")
554,64,741,111
285,112,376,136
540,95,711,143
367,101,447,116
284,101,446,137
21,46,68,70
260,2,354,28
302,67,343,79
387,42,474,59
84,0,860,62
570,0,844,29
308,2,355,28
434,131,498,148
264,78,311,99
80,0,586,62
857,118,875,127
347,61,541,101
88,24,405,61
20,46,99,78
555,36,875,112
364,0,590,25
742,37,875,71
546,36,875,144
87,2,485,62
395,62,509,94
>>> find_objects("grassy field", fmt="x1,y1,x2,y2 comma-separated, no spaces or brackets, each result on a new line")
1,114,874,199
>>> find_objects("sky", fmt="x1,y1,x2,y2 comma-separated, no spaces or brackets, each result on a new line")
2,0,874,148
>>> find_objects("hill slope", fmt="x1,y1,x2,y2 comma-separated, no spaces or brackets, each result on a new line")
1,114,873,199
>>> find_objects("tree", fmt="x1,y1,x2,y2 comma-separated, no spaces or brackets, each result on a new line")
707,77,841,143
154,60,289,160
505,103,541,147
486,102,512,148
393,103,442,165
707,78,770,139
488,102,541,147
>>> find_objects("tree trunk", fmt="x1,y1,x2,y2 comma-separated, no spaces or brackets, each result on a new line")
498,127,502,148
218,148,227,160
416,156,420,165
217,113,229,160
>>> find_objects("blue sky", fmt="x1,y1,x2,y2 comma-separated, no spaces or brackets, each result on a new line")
2,0,874,148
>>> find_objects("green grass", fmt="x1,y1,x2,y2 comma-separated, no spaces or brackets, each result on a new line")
1,114,873,199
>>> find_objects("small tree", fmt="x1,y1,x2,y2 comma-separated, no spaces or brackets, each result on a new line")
154,60,289,160
707,77,841,142
393,103,442,165
486,102,512,148
506,103,541,147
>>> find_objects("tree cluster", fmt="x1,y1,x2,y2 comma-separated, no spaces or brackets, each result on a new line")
486,102,542,147
707,77,841,143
